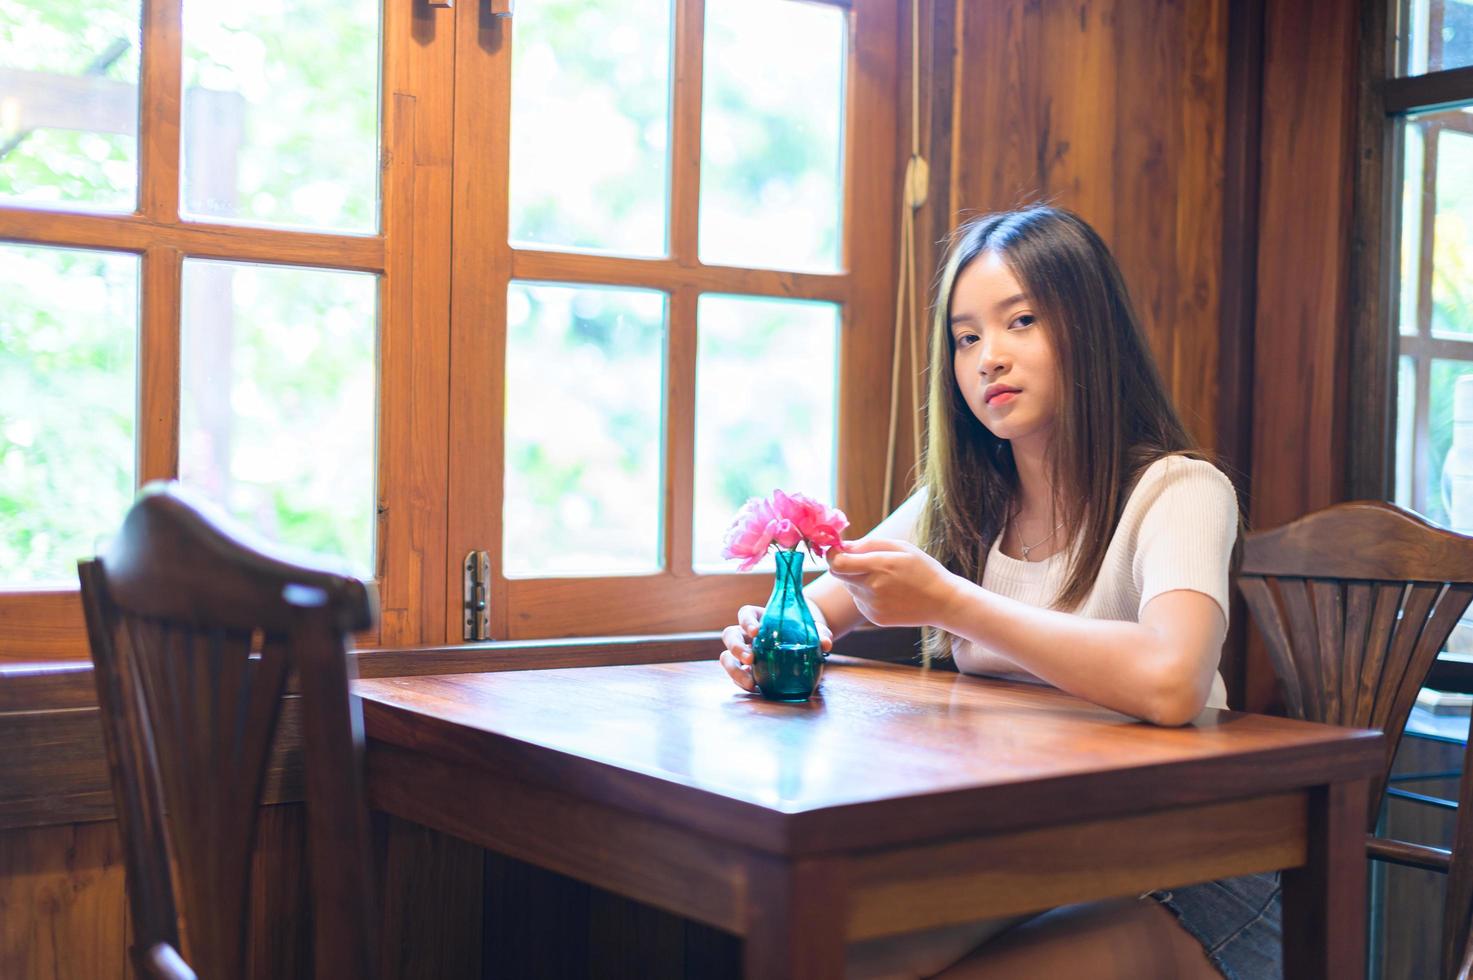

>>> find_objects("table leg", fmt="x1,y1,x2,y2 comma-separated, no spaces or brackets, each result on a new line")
1282,779,1369,980
743,855,847,980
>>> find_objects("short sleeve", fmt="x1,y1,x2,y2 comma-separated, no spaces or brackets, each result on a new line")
1131,457,1239,623
882,486,928,546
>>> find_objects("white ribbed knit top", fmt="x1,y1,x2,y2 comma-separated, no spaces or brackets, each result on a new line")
909,454,1238,710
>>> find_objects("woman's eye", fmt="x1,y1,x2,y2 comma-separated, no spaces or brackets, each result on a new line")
1008,314,1036,330
955,334,978,348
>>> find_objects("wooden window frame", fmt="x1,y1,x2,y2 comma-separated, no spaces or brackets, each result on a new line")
1348,0,1473,502
0,0,456,660
443,0,901,642
1398,119,1473,516
0,0,902,657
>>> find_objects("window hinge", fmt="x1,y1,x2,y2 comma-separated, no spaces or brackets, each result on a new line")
463,550,492,641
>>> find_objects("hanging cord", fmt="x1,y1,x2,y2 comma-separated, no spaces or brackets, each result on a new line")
883,0,930,515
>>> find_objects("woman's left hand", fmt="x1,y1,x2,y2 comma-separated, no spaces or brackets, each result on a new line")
825,538,960,628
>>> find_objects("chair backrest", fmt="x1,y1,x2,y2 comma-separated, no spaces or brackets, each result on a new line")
1238,499,1473,978
78,482,379,980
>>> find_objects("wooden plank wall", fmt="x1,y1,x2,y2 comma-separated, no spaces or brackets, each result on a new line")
1242,0,1362,713
947,0,1231,454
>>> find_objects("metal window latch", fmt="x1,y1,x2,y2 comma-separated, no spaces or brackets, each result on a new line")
463,550,492,641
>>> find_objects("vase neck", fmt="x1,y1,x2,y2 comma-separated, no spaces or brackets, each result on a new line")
773,549,806,584
771,551,807,595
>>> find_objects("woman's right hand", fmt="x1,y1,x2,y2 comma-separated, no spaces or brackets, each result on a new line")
718,603,834,692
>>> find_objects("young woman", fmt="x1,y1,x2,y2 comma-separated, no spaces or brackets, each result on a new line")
718,207,1273,979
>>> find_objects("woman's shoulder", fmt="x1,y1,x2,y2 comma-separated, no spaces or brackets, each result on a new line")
1125,453,1238,512
1134,452,1233,488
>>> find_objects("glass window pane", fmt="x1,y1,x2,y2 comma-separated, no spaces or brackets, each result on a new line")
504,282,666,577
1431,125,1473,339
179,260,378,574
0,244,137,585
508,0,672,257
1399,121,1425,337
181,0,380,233
1399,0,1473,75
1426,359,1473,529
699,0,846,273
692,294,838,570
1396,355,1416,509
0,0,140,211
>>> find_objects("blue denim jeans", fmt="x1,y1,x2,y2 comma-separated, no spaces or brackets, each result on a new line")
1150,872,1282,979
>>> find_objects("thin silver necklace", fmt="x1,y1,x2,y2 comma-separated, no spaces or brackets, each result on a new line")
1016,519,1065,561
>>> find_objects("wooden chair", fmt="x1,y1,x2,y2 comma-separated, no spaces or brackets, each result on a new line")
78,482,379,980
1238,499,1473,980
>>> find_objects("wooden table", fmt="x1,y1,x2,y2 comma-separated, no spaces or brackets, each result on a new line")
355,656,1383,979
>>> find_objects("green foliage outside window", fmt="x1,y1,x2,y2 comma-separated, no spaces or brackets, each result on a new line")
0,245,137,583
1,0,849,584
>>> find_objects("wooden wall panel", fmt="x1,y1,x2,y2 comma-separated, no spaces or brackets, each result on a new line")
1242,0,1360,712
0,821,132,979
376,812,483,980
949,0,1230,452
885,0,957,512
481,851,740,979
1249,1,1359,531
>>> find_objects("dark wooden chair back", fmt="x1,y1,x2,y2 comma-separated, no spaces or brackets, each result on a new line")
1239,499,1473,979
78,482,379,980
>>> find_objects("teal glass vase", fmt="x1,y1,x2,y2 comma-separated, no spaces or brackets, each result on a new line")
751,549,824,702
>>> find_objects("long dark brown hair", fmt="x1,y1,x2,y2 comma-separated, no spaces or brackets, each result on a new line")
915,206,1207,661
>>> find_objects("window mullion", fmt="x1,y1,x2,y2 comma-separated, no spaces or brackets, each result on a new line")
138,0,182,222
1416,123,1439,339
666,288,698,577
1400,337,1473,360
138,246,181,486
446,0,514,642
670,0,706,267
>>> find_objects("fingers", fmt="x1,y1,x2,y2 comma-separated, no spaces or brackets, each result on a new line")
839,537,905,554
825,550,869,575
818,624,833,652
718,649,756,692
737,604,764,637
720,624,754,663
824,565,869,587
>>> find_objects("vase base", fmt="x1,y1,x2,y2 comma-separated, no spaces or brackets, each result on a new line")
756,688,817,702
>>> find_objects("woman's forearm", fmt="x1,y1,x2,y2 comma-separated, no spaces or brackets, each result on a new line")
803,488,929,641
803,571,864,639
936,578,1219,725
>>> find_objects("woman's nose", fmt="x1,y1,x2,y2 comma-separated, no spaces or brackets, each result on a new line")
978,337,1007,376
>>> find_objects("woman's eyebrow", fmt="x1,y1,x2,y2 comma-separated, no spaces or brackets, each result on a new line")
949,293,1030,327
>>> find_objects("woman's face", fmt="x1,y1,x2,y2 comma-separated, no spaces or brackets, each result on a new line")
949,251,1060,447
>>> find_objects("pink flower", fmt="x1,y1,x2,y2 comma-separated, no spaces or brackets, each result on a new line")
721,496,780,571
771,518,803,550
774,490,849,560
722,490,850,568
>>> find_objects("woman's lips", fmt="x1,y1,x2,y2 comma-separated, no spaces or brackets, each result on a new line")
986,389,1019,406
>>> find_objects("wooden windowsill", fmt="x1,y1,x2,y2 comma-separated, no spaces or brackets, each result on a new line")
0,626,923,713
